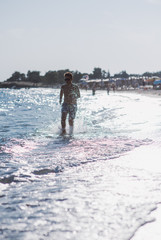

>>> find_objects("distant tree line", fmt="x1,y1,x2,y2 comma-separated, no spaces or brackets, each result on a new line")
5,68,161,85
6,69,83,85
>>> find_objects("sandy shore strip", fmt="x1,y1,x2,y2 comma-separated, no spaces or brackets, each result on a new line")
130,90,161,240
132,205,161,240
117,87,161,98
136,88,161,97
115,143,161,240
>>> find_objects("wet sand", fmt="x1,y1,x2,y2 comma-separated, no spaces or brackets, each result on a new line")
115,92,161,240
136,88,161,97
132,90,161,239
116,86,161,97
114,142,161,240
132,206,161,240
112,88,161,240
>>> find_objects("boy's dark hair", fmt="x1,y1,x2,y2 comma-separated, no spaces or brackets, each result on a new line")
64,72,73,80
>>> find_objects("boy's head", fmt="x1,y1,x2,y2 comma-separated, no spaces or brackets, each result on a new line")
64,72,73,84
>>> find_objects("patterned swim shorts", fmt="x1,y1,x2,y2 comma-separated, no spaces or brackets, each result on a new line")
61,103,77,119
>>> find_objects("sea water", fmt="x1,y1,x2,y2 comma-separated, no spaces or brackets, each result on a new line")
0,88,161,240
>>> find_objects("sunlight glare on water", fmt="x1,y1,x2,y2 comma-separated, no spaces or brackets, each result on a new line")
0,88,161,240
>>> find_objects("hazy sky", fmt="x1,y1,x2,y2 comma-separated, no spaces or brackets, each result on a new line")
0,0,161,81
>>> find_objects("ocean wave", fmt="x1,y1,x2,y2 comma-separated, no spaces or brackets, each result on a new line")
32,166,63,175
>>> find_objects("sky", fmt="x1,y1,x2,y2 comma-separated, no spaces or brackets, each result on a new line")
0,0,161,81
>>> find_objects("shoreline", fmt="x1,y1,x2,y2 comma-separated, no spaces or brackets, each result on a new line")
111,87,161,98
122,88,161,98
136,88,161,97
1,81,161,98
0,81,58,89
132,204,161,240
116,143,161,240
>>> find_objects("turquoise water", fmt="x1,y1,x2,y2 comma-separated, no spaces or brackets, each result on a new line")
0,88,161,240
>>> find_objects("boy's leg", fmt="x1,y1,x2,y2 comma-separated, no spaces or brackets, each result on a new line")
69,118,74,135
68,104,77,135
61,103,68,133
69,118,74,127
61,112,67,133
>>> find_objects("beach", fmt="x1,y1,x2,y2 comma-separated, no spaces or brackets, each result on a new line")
0,88,161,240
115,87,161,239
114,143,161,240
133,205,161,240
133,87,161,97
115,86,161,97
129,87,161,240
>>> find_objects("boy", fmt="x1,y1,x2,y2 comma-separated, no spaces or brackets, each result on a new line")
59,72,80,135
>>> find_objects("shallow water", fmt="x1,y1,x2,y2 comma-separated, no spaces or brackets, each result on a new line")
0,88,161,240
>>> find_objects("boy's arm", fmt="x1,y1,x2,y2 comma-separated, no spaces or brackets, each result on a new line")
59,87,63,104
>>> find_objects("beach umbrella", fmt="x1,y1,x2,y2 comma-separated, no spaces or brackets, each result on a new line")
153,79,161,85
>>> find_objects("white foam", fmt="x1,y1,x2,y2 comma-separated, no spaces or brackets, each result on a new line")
132,205,161,240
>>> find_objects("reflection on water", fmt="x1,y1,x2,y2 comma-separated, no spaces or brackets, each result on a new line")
0,89,161,240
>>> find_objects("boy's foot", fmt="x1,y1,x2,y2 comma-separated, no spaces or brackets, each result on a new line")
69,126,73,136
60,129,66,135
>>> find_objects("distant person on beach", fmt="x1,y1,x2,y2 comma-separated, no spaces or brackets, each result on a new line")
106,83,110,95
92,83,96,95
59,72,80,135
111,83,116,92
